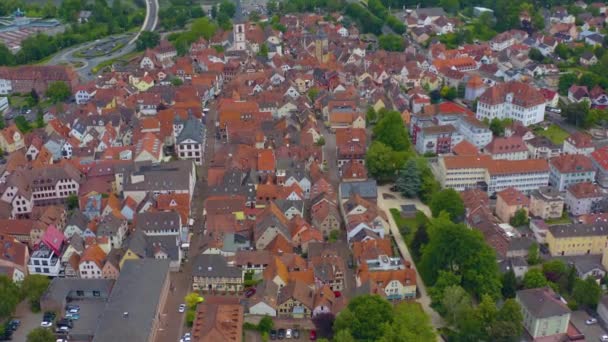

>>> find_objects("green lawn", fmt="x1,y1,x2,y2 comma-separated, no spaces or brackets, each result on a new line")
390,208,428,245
535,124,570,145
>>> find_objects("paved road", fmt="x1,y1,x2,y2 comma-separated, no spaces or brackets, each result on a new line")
375,184,444,331
570,310,608,340
10,301,43,341
46,0,158,81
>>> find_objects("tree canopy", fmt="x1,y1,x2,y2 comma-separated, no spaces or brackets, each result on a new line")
421,215,501,299
395,159,421,198
333,295,394,340
27,327,55,342
378,303,436,342
46,81,71,103
21,275,50,311
136,31,160,51
0,275,20,319
429,189,465,221
365,141,407,181
372,110,410,152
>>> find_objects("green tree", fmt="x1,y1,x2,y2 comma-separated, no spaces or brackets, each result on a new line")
366,107,377,124
421,215,501,299
373,110,410,151
489,298,524,341
170,77,183,86
429,189,465,221
0,43,15,66
258,43,269,58
184,292,203,309
523,269,548,289
66,194,79,210
27,327,55,342
439,0,459,14
46,81,71,103
258,316,273,333
558,73,578,95
489,117,506,136
136,31,160,51
502,269,517,298
510,208,529,227
542,260,567,283
333,295,393,340
14,115,32,133
528,47,544,62
379,303,436,342
395,159,421,198
36,108,45,128
410,222,429,261
527,242,540,265
572,277,601,309
21,275,50,312
308,88,319,101
441,285,471,325
555,43,570,59
219,0,236,18
428,271,461,307
439,86,457,101
0,275,20,318
0,111,5,130
328,229,339,242
378,34,404,51
190,17,218,40
333,330,355,342
365,141,407,181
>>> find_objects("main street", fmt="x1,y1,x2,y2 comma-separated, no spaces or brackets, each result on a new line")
154,102,218,342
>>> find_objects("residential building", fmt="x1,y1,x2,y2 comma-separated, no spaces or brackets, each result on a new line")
549,154,595,191
546,222,608,256
483,136,529,160
135,211,181,237
174,115,205,166
192,254,243,292
277,280,313,318
191,300,244,342
563,132,595,156
496,187,529,223
117,160,196,203
0,234,29,282
526,136,562,160
476,81,546,126
78,244,107,279
96,214,128,248
564,182,604,216
358,264,417,300
0,65,78,95
591,146,608,188
92,260,170,342
516,287,571,339
27,226,64,277
529,187,564,220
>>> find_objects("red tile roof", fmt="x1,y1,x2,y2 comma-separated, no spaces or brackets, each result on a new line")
550,154,594,173
592,146,608,171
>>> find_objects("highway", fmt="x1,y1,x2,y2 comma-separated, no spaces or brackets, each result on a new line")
46,0,158,81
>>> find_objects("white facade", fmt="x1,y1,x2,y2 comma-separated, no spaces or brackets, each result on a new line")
487,170,550,194
79,260,103,279
564,191,603,216
563,140,595,156
249,302,277,317
549,167,595,192
476,94,546,126
0,97,8,112
176,140,203,165
28,246,61,277
233,23,247,51
0,78,12,95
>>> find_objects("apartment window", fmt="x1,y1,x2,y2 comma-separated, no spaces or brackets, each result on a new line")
35,267,41,273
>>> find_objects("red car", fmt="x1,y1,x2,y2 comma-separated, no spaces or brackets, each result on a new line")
244,288,256,298
333,291,341,298
309,330,317,340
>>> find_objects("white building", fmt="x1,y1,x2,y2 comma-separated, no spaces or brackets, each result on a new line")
173,115,205,166
564,182,604,216
476,81,546,126
28,245,61,277
549,154,596,191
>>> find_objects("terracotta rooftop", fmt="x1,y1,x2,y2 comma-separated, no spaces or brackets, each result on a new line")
567,182,603,199
497,187,530,206
550,154,594,173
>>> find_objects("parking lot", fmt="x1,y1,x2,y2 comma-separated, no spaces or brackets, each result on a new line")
10,301,43,341
76,36,129,58
63,300,106,340
570,310,608,340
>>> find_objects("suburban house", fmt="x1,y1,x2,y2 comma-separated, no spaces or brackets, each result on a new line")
516,287,571,339
529,187,564,220
192,254,243,293
495,187,529,223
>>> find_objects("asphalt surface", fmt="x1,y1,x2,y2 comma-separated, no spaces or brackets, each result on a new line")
46,0,158,81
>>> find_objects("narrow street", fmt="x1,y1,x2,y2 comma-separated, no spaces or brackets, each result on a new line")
154,101,218,342
375,185,444,330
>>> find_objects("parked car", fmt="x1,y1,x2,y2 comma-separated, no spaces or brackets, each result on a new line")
40,321,53,328
278,329,286,340
270,330,277,340
7,320,19,332
600,335,608,342
66,313,80,320
586,318,598,325
244,288,256,298
178,304,186,313
333,291,342,298
286,329,292,339
310,330,317,340
292,329,300,339
66,305,80,313
57,319,73,329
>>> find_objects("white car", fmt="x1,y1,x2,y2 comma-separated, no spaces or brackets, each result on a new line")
178,304,186,313
286,329,292,339
41,321,53,328
586,318,598,325
601,335,608,342
183,333,191,342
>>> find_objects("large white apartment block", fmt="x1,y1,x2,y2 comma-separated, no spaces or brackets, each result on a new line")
439,155,550,194
476,82,546,126
548,155,596,192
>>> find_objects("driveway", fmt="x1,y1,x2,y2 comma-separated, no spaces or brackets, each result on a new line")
570,310,607,340
375,184,443,329
10,301,43,341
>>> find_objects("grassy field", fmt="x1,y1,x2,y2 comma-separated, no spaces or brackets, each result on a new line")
389,208,428,245
534,124,570,145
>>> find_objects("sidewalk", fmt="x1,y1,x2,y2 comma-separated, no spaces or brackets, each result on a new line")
376,185,444,329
